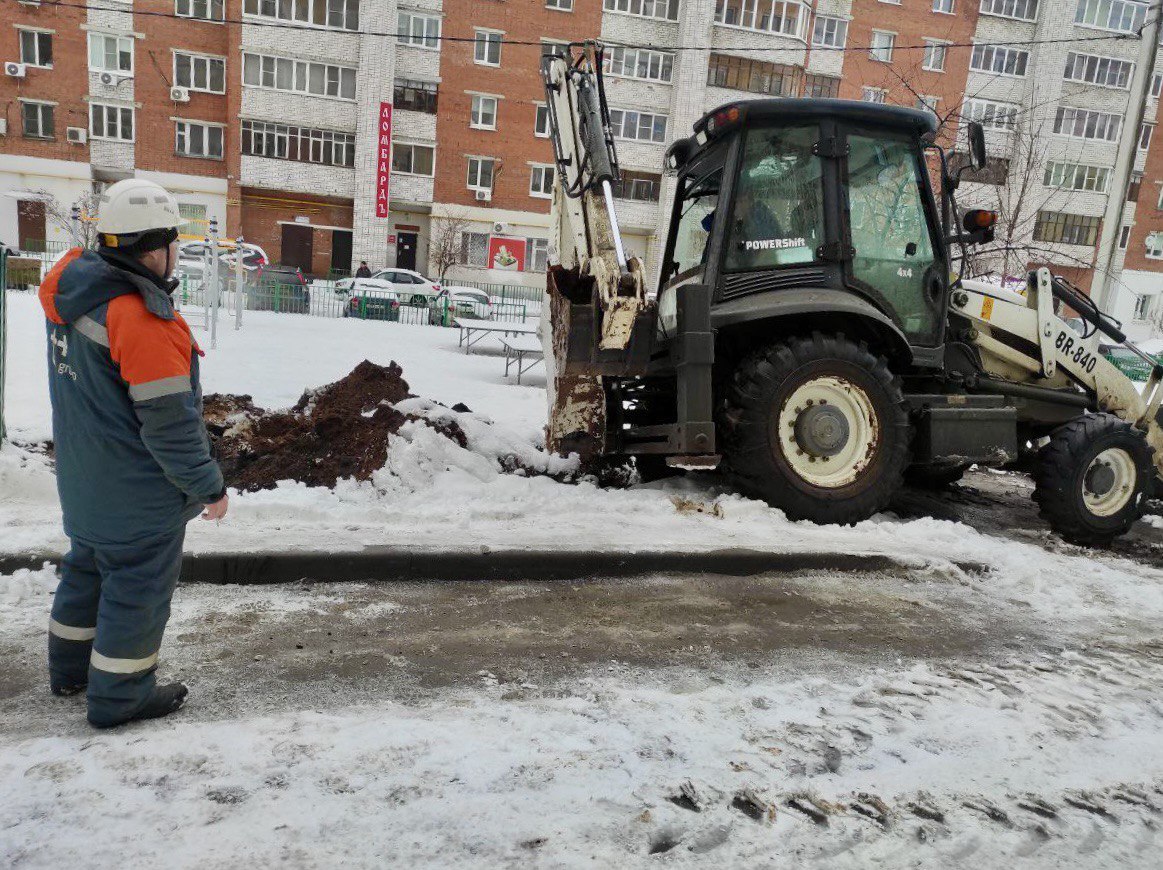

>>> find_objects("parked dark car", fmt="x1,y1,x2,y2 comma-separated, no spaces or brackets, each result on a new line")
344,292,402,321
247,263,310,313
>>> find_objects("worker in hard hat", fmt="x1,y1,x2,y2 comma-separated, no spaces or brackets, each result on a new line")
38,178,228,728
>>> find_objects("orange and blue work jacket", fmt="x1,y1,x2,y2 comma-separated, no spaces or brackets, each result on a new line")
40,248,225,546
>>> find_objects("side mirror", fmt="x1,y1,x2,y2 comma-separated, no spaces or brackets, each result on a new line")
968,121,987,171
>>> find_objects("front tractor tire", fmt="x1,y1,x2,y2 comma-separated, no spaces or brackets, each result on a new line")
722,334,911,525
1033,414,1154,547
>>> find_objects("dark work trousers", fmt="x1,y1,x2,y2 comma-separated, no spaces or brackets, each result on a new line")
48,528,186,727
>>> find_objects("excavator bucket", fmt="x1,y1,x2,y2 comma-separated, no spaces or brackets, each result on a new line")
539,42,656,458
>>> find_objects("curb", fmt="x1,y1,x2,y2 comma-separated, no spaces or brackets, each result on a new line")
0,549,986,584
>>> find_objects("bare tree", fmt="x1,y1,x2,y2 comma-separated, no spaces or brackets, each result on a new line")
32,189,102,250
428,208,472,283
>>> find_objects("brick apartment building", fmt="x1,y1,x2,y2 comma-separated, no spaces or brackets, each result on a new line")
2,0,1163,332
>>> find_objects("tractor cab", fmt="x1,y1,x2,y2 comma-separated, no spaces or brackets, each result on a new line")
659,100,957,364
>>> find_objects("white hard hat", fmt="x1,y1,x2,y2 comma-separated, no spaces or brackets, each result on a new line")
96,178,183,239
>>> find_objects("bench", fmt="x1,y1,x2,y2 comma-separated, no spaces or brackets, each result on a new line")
499,335,545,385
454,318,538,354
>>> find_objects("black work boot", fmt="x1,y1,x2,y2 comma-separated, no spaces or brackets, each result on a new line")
89,682,189,729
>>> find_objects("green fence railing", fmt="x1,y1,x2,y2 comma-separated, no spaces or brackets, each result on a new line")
1104,351,1158,382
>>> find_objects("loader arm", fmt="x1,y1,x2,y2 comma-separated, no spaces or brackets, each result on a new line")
955,268,1163,479
539,43,654,459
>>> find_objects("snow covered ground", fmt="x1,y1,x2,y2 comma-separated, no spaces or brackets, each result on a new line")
3,561,1163,867
4,290,1163,866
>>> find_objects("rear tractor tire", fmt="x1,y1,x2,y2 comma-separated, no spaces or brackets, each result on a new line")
1033,414,1154,547
721,333,911,525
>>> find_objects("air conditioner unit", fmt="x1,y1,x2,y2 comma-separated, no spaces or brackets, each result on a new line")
492,222,507,233
66,127,87,144
170,86,191,103
475,189,492,202
4,62,27,79
99,71,116,86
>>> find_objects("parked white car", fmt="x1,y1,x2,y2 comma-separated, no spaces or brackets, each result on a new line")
335,268,442,304
443,287,494,319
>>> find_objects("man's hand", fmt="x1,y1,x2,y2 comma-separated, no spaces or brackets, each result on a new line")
202,494,229,521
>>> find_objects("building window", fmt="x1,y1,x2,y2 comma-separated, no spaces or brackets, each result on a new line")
535,104,551,137
526,238,549,272
811,16,848,49
605,46,674,83
1064,52,1134,89
174,52,225,93
242,0,359,30
1119,224,1131,248
474,30,502,66
861,87,886,104
707,54,802,97
178,203,207,233
923,40,948,72
397,11,441,49
546,0,573,8
963,98,1019,130
470,95,498,129
1054,106,1122,142
713,0,810,40
1128,171,1143,202
969,44,1029,77
461,231,489,265
88,33,133,74
90,103,134,141
979,0,1039,21
176,121,224,159
530,164,555,198
1033,211,1101,246
869,31,895,63
608,108,667,142
1153,73,1163,98
1148,232,1163,258
242,53,357,100
602,0,679,21
933,0,955,12
802,74,840,99
394,79,438,113
21,101,54,138
614,170,661,202
467,157,495,192
175,0,224,21
1075,0,1147,34
241,119,355,167
18,30,52,68
1043,161,1111,192
916,95,940,116
1140,122,1155,150
392,142,435,176
1134,294,1151,319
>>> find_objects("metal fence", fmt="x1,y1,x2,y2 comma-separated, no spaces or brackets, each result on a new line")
174,276,535,327
4,242,540,332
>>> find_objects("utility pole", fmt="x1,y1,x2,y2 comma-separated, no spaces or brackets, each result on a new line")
1093,6,1163,311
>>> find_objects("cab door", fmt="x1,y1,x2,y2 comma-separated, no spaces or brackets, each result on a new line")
841,129,947,347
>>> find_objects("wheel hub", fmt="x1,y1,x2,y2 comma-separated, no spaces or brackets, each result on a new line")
794,403,850,457
1082,447,1137,517
1084,461,1116,498
776,376,878,490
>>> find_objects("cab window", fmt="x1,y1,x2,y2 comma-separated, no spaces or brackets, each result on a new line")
724,125,823,271
846,134,939,340
668,168,720,278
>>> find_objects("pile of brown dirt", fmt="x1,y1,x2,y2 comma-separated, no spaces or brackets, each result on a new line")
204,360,468,492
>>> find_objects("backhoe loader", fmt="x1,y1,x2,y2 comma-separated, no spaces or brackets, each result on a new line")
540,43,1163,546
